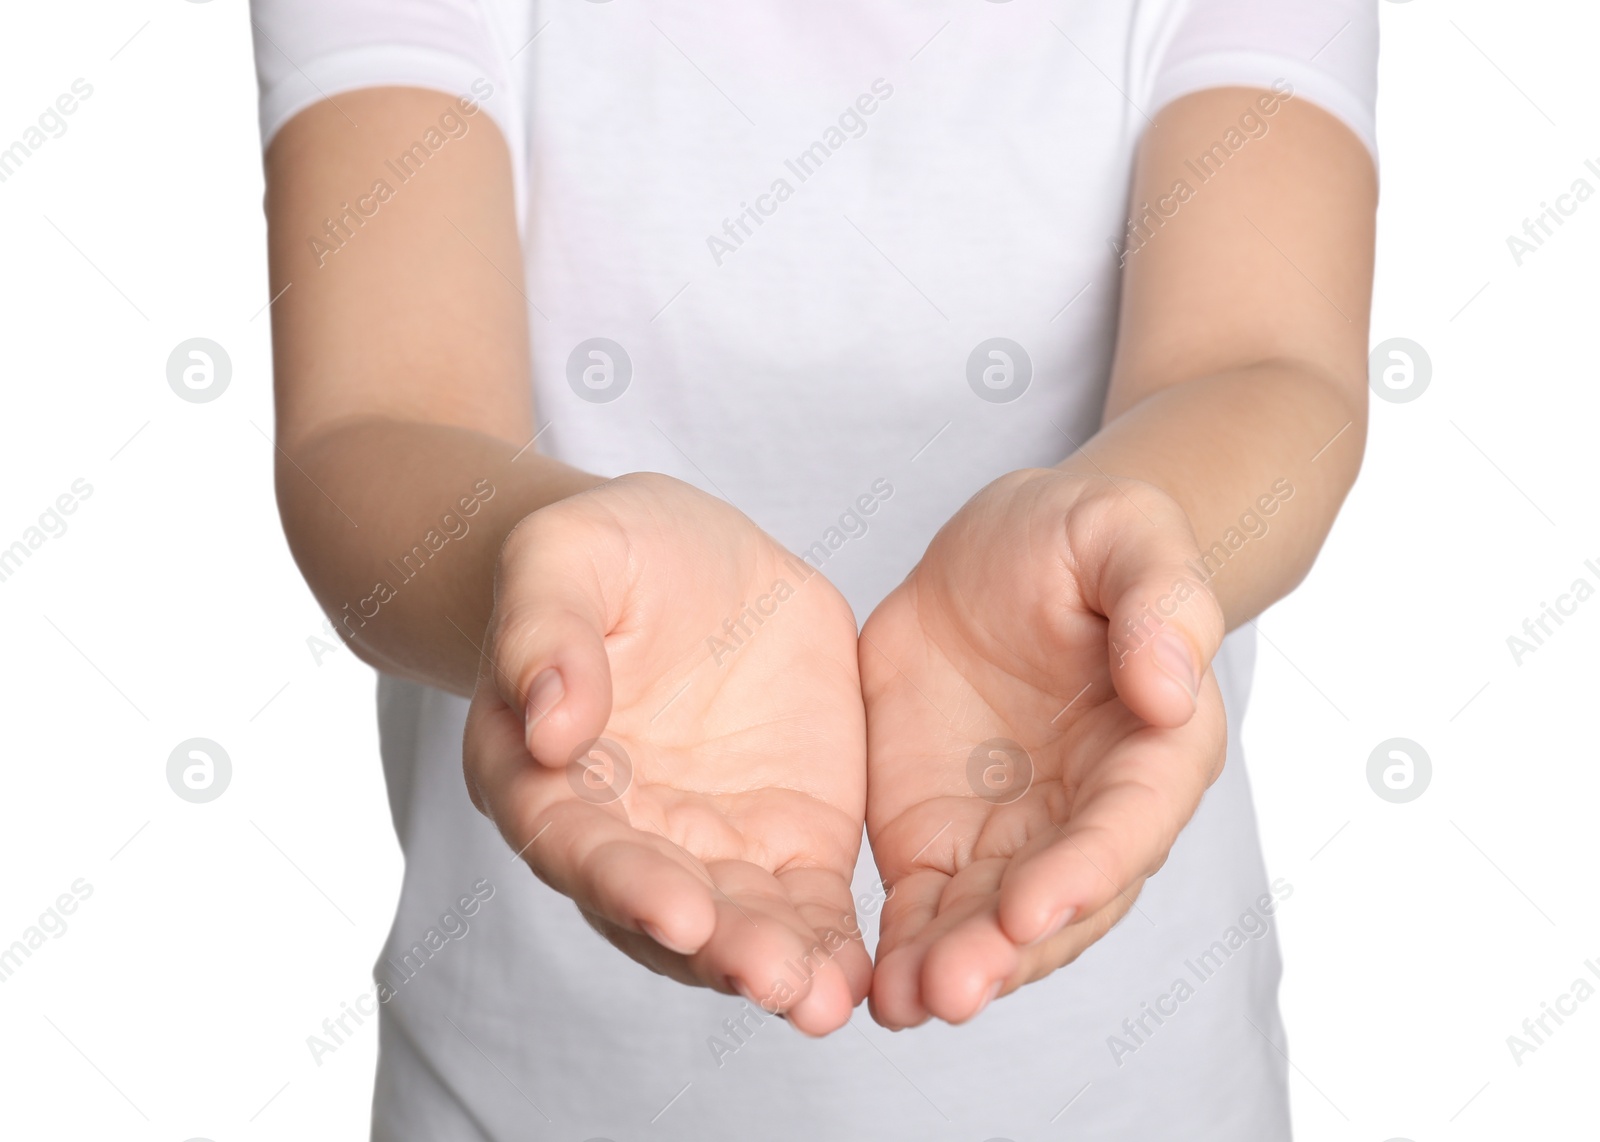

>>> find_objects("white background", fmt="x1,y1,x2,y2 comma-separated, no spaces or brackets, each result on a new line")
1,1,1596,1138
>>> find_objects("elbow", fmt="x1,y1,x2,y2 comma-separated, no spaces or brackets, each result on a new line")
270,429,387,671
1283,352,1369,499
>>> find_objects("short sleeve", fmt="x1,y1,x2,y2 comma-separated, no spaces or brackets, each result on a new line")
249,0,525,189
1146,0,1379,165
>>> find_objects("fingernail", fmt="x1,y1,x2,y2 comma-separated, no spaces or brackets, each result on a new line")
525,668,564,730
1153,632,1198,701
734,979,783,1019
642,921,697,956
973,980,1002,1018
1030,905,1077,946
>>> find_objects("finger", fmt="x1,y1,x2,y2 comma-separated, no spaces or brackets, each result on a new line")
911,861,1020,1025
463,677,717,954
489,511,621,768
779,867,873,1005
518,799,721,957
585,854,870,1036
871,863,1025,1030
1011,882,1142,984
895,873,1144,1027
677,862,860,1035
1090,505,1226,728
782,870,873,1032
461,673,526,818
996,703,1222,946
582,864,859,1036
867,867,947,1030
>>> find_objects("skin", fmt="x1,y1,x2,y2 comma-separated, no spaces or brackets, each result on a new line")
265,83,1373,1035
862,87,1376,1028
465,473,873,1035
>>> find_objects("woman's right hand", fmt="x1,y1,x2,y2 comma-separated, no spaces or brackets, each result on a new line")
463,473,871,1035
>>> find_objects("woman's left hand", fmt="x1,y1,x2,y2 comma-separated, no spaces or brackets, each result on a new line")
860,468,1228,1029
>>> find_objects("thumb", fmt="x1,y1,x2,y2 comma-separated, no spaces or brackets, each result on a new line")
1093,515,1225,729
487,517,617,769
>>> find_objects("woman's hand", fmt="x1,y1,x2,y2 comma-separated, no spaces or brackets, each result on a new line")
859,469,1227,1029
464,473,870,1035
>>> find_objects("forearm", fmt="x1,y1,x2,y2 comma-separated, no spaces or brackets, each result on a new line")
1057,359,1365,629
278,416,603,695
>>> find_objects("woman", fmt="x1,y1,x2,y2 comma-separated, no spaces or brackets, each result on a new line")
253,0,1376,1137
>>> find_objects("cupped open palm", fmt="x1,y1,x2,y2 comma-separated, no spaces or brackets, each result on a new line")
860,470,1226,1028
465,474,871,1034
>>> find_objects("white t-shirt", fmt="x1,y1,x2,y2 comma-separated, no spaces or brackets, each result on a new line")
251,3,1377,1138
